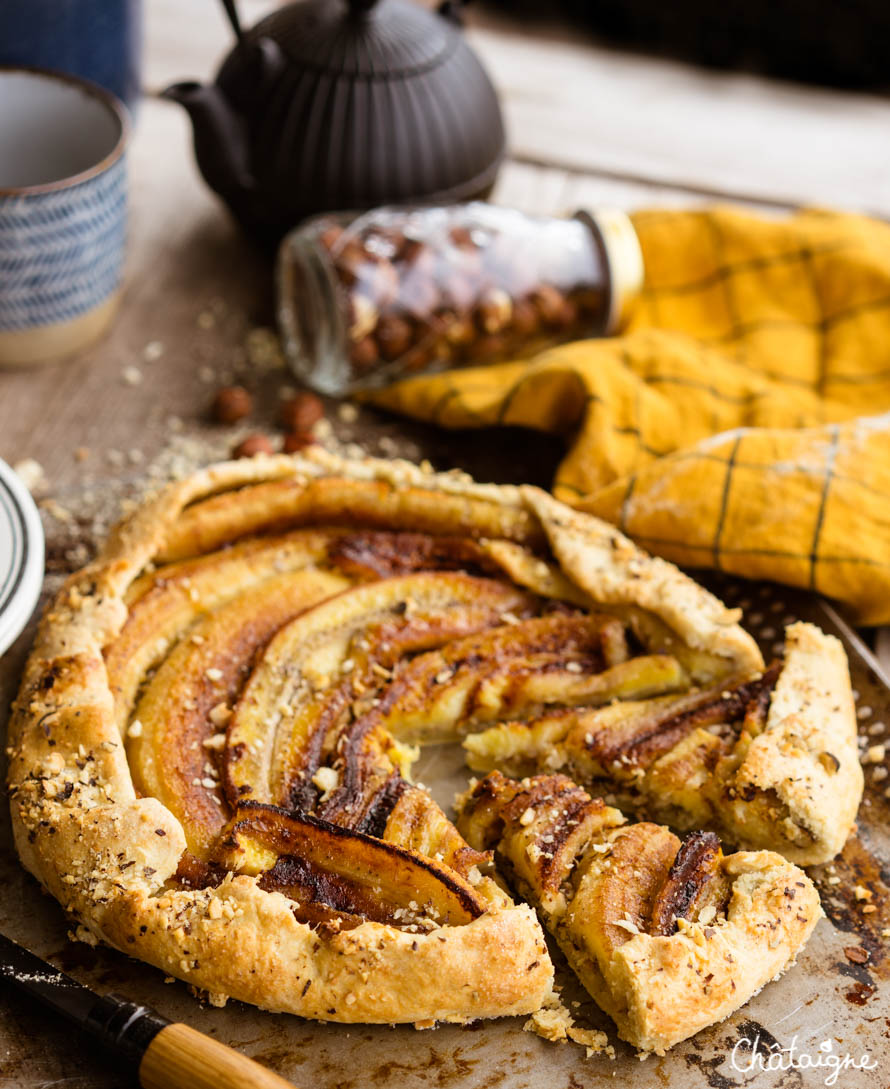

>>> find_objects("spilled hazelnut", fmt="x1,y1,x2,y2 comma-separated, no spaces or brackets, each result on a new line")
212,385,252,424
282,431,315,454
280,392,324,433
233,434,274,458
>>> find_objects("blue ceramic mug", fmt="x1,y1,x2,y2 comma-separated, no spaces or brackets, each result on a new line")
0,69,128,367
0,0,142,110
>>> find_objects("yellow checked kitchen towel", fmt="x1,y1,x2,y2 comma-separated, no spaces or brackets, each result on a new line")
367,207,890,625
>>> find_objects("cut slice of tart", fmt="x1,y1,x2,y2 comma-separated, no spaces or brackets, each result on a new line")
457,771,822,1052
464,622,862,865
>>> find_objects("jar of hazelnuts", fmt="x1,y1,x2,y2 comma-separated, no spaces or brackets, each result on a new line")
276,203,643,396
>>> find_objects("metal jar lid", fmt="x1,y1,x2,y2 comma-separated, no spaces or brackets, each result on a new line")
576,207,645,334
0,458,45,657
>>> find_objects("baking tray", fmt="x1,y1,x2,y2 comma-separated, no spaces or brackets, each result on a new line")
1,569,887,1089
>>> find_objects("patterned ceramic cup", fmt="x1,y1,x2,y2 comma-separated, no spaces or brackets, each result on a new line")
0,68,128,367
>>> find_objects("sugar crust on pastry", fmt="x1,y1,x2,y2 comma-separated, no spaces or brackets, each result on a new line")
464,622,862,865
5,449,848,1031
457,771,823,1052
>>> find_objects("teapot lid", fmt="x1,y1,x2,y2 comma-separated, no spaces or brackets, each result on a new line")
248,0,459,78
214,0,505,241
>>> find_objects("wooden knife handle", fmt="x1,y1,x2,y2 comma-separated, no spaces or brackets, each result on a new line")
139,1022,296,1089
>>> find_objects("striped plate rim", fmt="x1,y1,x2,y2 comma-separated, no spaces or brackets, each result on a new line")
0,459,44,656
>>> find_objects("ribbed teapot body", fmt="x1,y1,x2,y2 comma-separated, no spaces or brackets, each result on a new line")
212,0,505,243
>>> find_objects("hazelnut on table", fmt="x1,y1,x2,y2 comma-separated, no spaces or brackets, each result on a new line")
280,391,325,432
232,434,274,458
211,386,253,424
282,431,315,454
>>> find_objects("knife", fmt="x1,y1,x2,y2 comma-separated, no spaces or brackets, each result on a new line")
0,931,296,1089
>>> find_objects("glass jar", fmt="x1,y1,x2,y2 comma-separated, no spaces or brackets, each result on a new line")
276,202,643,396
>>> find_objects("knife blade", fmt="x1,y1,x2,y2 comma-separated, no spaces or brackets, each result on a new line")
0,931,297,1089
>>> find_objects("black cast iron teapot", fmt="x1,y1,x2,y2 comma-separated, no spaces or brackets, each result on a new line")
164,0,506,245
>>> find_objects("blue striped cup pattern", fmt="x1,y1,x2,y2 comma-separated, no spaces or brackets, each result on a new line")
0,68,128,366
0,155,126,329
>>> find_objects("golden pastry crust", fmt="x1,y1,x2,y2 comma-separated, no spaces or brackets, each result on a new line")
723,621,863,864
464,622,862,864
8,455,555,1023
5,449,825,1025
457,772,822,1052
520,487,763,677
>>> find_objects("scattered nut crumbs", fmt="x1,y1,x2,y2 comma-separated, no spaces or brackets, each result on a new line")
208,703,232,727
13,458,47,494
524,993,615,1058
614,916,641,935
311,766,339,798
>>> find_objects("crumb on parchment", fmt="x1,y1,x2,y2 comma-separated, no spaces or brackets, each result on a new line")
524,991,615,1059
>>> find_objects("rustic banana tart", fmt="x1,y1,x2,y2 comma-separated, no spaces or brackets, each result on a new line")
6,449,861,1043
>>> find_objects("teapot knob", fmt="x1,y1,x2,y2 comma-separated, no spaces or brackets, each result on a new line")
218,0,244,41
436,0,469,26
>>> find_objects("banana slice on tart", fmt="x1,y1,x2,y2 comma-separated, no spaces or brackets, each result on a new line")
457,771,822,1052
464,622,862,865
6,449,856,1031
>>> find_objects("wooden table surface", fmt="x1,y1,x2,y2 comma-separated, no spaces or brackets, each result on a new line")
2,3,889,1086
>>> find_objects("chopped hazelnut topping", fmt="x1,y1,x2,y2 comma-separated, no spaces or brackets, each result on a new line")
208,703,232,727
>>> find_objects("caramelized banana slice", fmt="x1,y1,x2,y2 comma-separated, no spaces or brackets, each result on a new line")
224,573,536,808
375,615,686,744
465,623,860,864
480,539,753,684
580,666,781,774
160,475,543,562
460,670,761,784
314,616,685,837
458,771,626,917
457,772,821,1052
127,569,350,855
649,831,731,936
327,532,501,580
219,802,486,928
380,785,492,881
106,530,346,730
